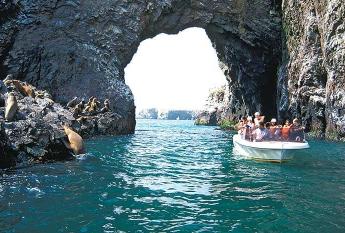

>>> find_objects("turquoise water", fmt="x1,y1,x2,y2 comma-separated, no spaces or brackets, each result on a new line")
1,119,345,233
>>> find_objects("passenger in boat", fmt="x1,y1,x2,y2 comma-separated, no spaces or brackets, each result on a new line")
290,118,305,142
254,112,265,128
253,121,269,142
281,119,292,141
274,123,283,140
237,117,247,139
245,116,254,141
268,118,278,140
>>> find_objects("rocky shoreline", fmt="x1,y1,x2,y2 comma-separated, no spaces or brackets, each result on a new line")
0,78,134,169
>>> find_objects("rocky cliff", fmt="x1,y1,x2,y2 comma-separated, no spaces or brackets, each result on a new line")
278,0,344,140
0,0,344,140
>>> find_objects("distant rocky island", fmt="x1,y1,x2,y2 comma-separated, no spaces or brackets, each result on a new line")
137,109,199,120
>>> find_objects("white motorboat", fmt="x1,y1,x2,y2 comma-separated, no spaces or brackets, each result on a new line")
232,134,310,162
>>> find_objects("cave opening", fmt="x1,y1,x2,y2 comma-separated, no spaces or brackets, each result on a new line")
124,27,227,119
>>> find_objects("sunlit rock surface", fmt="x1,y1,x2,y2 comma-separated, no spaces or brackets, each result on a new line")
0,0,344,140
279,0,345,139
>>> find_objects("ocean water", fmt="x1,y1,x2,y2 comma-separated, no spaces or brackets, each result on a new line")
1,119,345,233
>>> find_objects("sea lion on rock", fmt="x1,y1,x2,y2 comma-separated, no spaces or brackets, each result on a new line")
5,92,18,121
83,97,94,112
63,125,85,155
100,99,110,113
90,98,99,112
3,74,14,85
66,97,78,108
73,103,83,118
5,80,26,96
22,83,36,98
4,80,35,98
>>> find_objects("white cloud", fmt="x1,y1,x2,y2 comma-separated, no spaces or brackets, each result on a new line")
125,27,226,111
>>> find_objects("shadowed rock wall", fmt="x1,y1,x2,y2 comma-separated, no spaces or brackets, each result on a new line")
0,0,344,140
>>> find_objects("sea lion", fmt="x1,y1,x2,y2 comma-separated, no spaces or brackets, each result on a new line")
83,97,94,112
76,116,92,124
5,92,18,121
4,80,35,98
35,90,45,99
66,97,78,108
73,103,83,118
100,99,110,113
3,74,14,84
78,100,85,109
63,125,85,155
87,98,101,114
22,83,36,98
5,80,26,96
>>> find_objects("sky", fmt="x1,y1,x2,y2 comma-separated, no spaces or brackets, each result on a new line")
125,27,227,111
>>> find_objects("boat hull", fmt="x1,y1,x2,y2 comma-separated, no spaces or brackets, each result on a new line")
232,135,309,162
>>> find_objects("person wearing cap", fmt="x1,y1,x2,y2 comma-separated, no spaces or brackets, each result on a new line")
254,112,265,127
268,118,277,140
290,118,305,142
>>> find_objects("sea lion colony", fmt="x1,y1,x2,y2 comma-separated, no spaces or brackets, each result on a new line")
67,96,111,118
1,76,112,156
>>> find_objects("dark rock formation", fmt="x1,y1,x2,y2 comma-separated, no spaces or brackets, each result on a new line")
0,80,134,168
278,0,345,140
0,0,343,140
195,109,221,126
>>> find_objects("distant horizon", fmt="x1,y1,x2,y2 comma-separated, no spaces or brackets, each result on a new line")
125,27,227,111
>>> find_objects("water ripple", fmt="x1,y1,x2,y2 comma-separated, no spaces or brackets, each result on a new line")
1,120,345,232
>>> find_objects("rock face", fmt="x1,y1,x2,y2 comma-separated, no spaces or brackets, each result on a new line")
278,1,345,140
0,0,344,140
195,85,229,126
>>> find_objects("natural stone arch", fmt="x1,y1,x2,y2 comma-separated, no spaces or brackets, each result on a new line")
1,0,281,133
133,0,282,119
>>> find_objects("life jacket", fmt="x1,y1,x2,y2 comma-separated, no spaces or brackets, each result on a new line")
281,125,291,140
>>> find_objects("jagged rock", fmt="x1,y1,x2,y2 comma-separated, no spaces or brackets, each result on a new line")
279,0,345,140
0,80,136,168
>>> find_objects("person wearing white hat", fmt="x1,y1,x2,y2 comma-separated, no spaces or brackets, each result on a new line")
269,118,278,140
254,112,265,127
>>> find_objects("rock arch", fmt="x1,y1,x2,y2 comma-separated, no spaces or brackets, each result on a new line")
2,0,343,139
